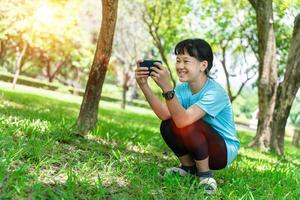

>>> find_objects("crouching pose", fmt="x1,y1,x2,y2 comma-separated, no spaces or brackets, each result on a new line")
135,38,240,195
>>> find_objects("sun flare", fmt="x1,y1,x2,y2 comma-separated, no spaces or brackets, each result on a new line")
35,4,54,24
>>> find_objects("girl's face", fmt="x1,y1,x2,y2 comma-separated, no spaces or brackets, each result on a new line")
175,51,207,82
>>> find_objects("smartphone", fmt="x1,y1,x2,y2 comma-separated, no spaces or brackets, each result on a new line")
140,60,162,75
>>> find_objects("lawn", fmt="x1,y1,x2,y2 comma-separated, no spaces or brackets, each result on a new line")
0,87,299,199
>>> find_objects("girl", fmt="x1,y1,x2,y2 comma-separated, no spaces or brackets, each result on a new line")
135,38,240,195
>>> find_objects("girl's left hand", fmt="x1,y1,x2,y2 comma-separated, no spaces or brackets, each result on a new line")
150,62,173,92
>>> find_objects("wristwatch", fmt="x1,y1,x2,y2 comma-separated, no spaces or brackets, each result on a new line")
162,90,175,100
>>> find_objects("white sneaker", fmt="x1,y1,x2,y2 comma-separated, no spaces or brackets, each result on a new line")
165,167,189,176
199,177,217,195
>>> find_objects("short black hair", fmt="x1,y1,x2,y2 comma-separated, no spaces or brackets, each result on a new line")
174,38,213,75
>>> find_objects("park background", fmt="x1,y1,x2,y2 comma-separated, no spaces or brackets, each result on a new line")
0,0,299,199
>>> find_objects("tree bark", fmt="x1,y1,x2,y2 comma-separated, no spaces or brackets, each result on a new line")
248,0,278,150
76,0,118,135
270,14,300,155
12,42,27,89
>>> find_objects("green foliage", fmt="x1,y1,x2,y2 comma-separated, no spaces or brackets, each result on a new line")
142,0,191,54
0,0,93,82
289,96,300,127
0,87,299,199
233,88,258,120
199,0,298,80
273,0,298,76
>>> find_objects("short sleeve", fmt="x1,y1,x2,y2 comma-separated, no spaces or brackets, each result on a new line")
195,89,228,117
174,83,186,106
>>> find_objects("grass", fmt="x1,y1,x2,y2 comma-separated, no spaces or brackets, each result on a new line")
0,87,300,199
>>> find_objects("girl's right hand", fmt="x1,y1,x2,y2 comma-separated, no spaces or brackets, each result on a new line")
135,59,149,86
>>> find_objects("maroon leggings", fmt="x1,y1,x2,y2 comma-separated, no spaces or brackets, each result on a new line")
160,119,227,170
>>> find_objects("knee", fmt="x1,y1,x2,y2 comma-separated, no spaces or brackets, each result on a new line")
180,128,197,142
179,120,206,140
160,119,172,137
178,123,196,136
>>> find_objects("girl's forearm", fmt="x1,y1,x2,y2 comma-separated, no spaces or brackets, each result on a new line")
139,84,171,120
165,97,188,127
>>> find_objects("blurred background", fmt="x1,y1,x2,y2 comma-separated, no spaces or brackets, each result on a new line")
0,0,299,135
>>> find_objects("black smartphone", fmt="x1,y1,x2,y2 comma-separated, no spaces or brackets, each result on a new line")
140,60,162,75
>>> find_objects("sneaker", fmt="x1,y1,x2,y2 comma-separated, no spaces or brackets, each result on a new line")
165,165,197,176
199,177,217,195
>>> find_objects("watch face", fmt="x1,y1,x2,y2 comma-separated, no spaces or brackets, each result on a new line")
164,90,175,100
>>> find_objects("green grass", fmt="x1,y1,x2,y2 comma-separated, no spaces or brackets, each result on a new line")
0,88,299,199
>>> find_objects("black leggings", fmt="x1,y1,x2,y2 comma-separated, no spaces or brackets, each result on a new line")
160,119,227,170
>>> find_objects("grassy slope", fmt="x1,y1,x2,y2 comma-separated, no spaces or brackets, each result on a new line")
0,88,299,199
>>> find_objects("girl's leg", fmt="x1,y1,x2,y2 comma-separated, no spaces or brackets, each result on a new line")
160,119,195,167
165,119,225,195
174,119,227,171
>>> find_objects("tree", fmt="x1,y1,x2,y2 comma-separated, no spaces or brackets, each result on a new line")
76,0,118,135
141,0,190,86
30,1,89,83
270,14,300,154
113,0,151,109
0,0,89,86
248,0,278,150
0,0,34,88
200,0,257,102
248,0,300,154
12,38,28,88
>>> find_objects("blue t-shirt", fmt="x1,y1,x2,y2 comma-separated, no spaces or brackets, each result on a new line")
174,78,240,165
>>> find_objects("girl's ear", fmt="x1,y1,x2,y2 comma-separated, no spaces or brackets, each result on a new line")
200,60,208,72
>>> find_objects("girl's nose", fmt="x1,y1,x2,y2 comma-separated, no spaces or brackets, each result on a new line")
176,62,184,69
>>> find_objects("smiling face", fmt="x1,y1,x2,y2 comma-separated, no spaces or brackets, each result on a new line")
175,50,208,83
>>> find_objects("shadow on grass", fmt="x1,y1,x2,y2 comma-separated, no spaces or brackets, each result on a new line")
2,89,300,199
0,91,172,198
0,122,173,199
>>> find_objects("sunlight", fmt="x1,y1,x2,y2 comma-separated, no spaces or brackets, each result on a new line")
35,4,54,24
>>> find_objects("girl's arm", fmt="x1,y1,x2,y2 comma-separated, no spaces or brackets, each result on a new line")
164,95,205,128
139,84,171,120
150,64,206,127
135,60,171,120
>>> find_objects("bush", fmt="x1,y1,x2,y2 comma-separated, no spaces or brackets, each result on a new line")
0,72,59,90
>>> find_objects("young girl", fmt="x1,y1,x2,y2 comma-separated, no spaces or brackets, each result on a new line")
135,38,240,195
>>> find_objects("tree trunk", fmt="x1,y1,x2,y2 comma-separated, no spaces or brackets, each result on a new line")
248,0,278,150
142,12,176,87
270,14,300,155
73,67,81,95
0,40,5,60
128,81,139,101
76,0,118,135
12,42,27,89
122,87,127,109
292,128,300,147
49,62,65,82
46,61,51,82
121,71,130,109
220,47,233,101
220,47,255,102
157,42,176,87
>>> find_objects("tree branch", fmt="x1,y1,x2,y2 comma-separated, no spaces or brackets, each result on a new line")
248,0,257,10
